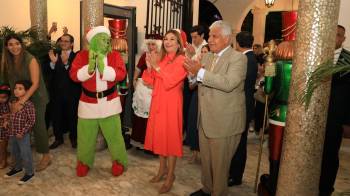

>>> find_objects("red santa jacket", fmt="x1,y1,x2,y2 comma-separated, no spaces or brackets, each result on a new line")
70,50,126,104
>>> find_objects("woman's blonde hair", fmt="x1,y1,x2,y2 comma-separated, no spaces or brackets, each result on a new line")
160,29,185,60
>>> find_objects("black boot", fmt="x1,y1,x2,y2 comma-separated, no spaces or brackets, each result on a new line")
257,160,280,196
122,127,133,150
258,174,272,196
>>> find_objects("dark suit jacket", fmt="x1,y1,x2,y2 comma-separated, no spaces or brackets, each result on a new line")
51,51,81,100
244,50,258,123
327,48,350,127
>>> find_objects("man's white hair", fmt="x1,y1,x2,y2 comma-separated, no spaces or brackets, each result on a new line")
210,20,232,37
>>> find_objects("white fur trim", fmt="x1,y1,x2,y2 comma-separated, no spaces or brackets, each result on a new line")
96,67,107,92
174,29,181,34
102,65,116,81
269,119,286,126
77,65,95,82
78,96,122,119
86,26,111,43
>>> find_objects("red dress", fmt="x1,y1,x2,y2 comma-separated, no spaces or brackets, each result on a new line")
142,53,187,157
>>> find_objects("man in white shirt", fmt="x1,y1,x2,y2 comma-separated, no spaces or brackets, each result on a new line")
186,25,208,60
183,25,208,153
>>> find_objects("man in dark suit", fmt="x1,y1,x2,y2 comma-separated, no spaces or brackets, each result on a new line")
228,31,258,186
48,34,81,149
319,25,350,196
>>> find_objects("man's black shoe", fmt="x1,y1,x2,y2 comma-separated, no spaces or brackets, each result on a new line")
123,133,133,150
190,189,211,196
49,140,63,149
4,168,23,178
228,177,242,187
71,140,77,149
18,173,34,185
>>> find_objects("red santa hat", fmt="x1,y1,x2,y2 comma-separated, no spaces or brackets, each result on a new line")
86,26,111,43
0,83,10,95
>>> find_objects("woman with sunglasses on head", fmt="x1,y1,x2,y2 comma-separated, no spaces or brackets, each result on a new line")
142,29,187,194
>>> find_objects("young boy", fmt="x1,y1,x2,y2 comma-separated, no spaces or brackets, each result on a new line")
0,84,11,169
4,80,36,184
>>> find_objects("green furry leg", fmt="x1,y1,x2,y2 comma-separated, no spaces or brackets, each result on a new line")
77,115,128,168
99,115,128,167
77,118,100,168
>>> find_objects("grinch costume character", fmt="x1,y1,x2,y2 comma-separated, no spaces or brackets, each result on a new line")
259,11,297,196
69,26,127,177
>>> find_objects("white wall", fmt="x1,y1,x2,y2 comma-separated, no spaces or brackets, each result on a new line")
0,0,31,30
0,0,148,54
0,0,201,59
47,0,81,50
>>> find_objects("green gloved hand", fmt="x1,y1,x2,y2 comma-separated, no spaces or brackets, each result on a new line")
88,51,97,74
97,53,105,74
88,33,111,75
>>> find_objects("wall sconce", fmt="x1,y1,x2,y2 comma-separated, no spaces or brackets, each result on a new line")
265,0,275,7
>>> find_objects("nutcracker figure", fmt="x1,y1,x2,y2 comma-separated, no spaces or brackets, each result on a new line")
259,11,297,196
108,19,132,149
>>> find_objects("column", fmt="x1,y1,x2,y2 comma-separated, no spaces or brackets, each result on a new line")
251,8,268,45
192,0,199,26
81,0,104,49
30,0,47,40
276,0,341,195
82,0,104,30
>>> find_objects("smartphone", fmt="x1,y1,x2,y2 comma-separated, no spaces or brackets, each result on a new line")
52,22,58,32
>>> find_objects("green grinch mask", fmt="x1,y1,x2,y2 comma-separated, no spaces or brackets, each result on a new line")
88,33,112,74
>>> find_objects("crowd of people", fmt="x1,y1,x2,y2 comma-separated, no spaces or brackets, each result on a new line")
0,20,348,196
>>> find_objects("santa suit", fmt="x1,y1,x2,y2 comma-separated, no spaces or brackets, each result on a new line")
70,50,128,168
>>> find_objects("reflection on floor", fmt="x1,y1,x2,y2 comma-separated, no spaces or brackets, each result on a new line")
0,132,349,196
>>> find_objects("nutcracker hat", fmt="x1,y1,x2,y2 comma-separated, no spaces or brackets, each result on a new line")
86,26,111,43
281,11,297,41
108,19,128,39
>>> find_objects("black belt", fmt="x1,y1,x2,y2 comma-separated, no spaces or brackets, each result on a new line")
82,86,116,99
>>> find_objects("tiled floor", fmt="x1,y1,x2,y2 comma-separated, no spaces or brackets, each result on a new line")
0,132,349,196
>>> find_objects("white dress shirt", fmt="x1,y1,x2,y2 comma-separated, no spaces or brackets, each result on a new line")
196,46,231,82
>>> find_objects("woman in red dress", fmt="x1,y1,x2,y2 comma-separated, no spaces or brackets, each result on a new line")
142,29,187,194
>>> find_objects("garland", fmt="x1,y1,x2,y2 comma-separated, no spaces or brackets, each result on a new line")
298,49,350,108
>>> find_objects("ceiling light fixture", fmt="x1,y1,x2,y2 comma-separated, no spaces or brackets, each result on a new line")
265,0,275,8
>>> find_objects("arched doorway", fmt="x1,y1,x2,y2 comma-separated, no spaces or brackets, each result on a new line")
241,10,282,43
198,0,222,40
